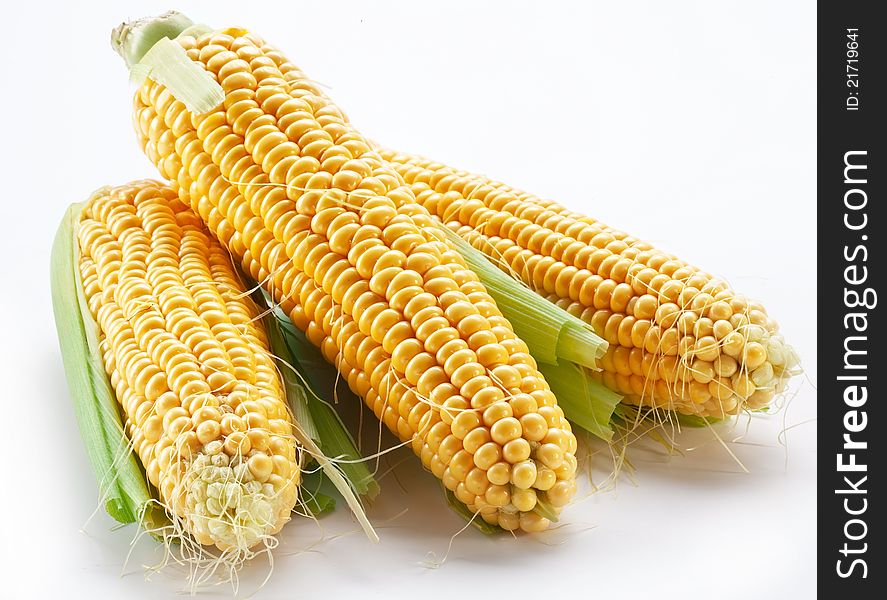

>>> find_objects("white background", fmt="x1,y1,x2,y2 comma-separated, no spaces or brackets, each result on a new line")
0,1,816,598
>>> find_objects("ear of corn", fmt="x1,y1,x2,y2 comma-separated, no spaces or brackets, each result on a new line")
115,17,579,532
51,200,167,530
381,151,799,418
67,180,301,551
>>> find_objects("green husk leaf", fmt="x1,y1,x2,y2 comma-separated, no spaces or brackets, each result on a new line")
443,489,503,535
538,361,621,442
136,37,224,113
179,24,214,38
261,306,320,444
443,228,606,369
260,304,378,541
533,498,560,523
50,200,167,529
112,12,222,114
612,402,727,432
296,469,337,517
269,307,380,500
111,11,195,67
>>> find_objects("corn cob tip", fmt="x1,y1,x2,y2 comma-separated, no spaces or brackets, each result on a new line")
75,181,303,555
173,441,300,550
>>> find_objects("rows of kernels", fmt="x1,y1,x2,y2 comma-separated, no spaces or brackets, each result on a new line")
381,151,797,417
77,182,299,549
131,30,578,531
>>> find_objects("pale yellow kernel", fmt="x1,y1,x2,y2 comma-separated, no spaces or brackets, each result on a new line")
196,419,222,445
691,293,714,314
688,381,712,404
144,371,170,402
690,360,715,384
220,413,246,435
512,488,538,512
442,469,459,490
655,303,680,328
144,415,163,443
485,484,511,507
193,405,222,425
487,462,512,486
751,362,775,387
463,375,495,401
547,480,576,507
244,411,269,431
490,365,522,389
440,397,468,425
498,510,520,531
534,466,556,491
693,335,721,362
451,410,481,440
732,373,756,399
207,371,236,394
465,467,491,496
749,309,768,325
268,418,291,435
519,512,550,533
508,393,538,417
692,317,714,339
744,341,768,370
224,431,251,457
437,435,463,464
510,460,537,490
714,354,738,378
247,454,273,481
482,401,513,427
555,453,578,478
462,427,492,454
449,450,474,480
712,319,733,340
429,455,447,479
502,438,532,463
534,407,559,434
481,512,499,525
470,386,506,408
454,483,475,506
634,294,658,320
181,429,201,452
708,301,733,321
536,443,564,469
168,415,192,438
476,344,509,368
519,413,548,442
543,428,570,453
766,339,786,366
675,311,697,335
490,417,522,444
473,442,502,470
745,324,766,342
748,389,775,409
